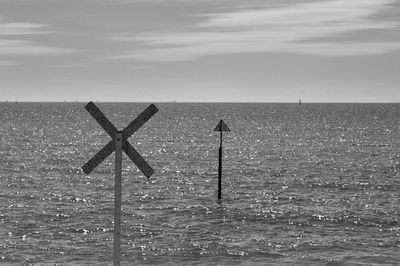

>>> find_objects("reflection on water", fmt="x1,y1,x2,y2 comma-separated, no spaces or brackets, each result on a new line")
0,102,399,265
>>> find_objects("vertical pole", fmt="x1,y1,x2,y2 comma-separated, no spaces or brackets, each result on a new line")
114,132,122,266
218,131,222,200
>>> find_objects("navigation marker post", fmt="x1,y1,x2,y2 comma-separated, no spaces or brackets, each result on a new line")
214,120,230,200
81,102,158,266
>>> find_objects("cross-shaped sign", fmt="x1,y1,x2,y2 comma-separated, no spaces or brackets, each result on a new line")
82,101,158,177
81,101,158,266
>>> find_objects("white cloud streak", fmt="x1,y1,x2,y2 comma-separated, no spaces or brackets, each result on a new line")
0,19,75,58
0,39,75,56
108,0,400,61
0,22,48,35
0,18,76,59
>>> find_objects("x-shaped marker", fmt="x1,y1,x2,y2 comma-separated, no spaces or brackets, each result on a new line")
82,102,158,177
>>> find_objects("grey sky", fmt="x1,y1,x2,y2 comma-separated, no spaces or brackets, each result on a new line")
1,0,399,102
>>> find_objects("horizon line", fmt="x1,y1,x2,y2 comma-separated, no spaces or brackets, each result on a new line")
2,100,400,104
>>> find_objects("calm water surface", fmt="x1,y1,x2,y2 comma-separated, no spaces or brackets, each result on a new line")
0,102,399,265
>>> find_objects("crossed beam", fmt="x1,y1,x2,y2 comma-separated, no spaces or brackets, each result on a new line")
82,102,158,178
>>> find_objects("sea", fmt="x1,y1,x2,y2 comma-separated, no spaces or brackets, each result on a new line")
0,102,399,265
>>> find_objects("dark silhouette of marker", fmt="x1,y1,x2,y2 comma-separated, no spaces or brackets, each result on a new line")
214,120,230,200
81,101,158,266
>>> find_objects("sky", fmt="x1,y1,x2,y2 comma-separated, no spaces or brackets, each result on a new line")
0,0,400,102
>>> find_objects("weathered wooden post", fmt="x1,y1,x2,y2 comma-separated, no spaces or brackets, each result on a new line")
214,120,230,200
114,132,122,264
81,102,158,266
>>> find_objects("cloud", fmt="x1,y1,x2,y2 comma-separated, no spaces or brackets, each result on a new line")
0,22,49,35
197,0,393,28
107,0,400,61
108,40,400,62
0,39,75,56
0,20,76,57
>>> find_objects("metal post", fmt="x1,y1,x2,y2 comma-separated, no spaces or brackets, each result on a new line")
114,132,122,266
218,131,223,200
214,120,230,201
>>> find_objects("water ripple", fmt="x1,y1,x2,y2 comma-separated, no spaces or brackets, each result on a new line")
0,103,399,264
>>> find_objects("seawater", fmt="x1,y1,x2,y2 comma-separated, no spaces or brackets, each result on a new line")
0,102,399,265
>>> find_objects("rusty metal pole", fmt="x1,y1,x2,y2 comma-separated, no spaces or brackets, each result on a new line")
114,132,122,266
